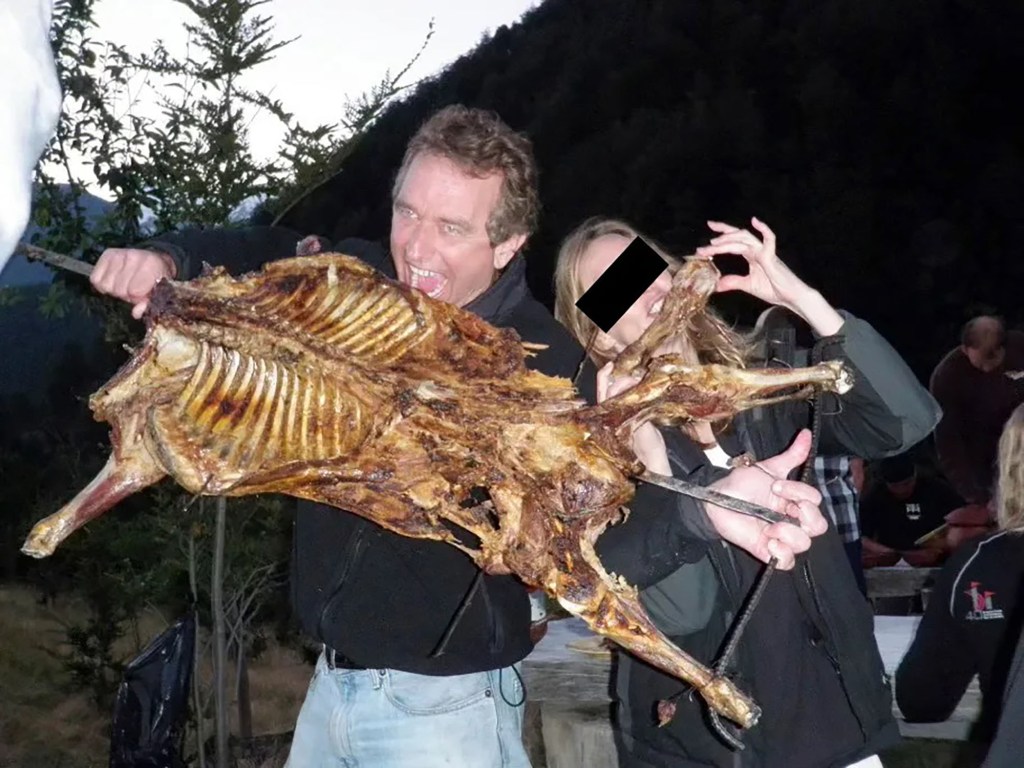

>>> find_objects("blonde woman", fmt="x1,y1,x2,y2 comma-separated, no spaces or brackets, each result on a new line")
555,216,939,768
896,402,1024,756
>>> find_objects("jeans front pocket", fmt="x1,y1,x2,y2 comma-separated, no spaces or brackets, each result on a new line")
382,668,492,715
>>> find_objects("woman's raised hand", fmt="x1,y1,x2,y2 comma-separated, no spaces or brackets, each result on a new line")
697,217,844,337
696,218,805,310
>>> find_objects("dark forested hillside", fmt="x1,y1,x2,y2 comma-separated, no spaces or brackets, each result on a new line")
0,285,103,398
274,0,1024,379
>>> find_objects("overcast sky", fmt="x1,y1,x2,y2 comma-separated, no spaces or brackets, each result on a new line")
0,0,538,284
89,0,539,169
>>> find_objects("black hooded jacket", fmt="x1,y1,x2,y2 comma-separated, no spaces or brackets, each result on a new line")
896,528,1024,744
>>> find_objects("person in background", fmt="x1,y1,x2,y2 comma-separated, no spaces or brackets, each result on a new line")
0,0,62,270
812,455,868,594
930,316,1024,504
860,454,963,564
896,402,1024,759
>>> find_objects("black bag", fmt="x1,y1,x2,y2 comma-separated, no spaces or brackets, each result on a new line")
109,611,197,768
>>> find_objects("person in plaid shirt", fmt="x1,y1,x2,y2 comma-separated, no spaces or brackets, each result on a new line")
812,455,867,594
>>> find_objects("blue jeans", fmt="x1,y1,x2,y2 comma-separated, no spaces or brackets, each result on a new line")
284,651,531,767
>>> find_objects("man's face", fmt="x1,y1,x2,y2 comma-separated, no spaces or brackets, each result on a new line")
965,345,1006,373
886,474,917,500
390,152,524,308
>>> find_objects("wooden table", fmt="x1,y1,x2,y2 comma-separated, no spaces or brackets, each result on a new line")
865,566,940,600
522,613,981,765
875,615,981,740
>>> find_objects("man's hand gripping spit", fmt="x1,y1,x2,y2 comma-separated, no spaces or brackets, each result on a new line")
90,248,176,319
704,430,827,569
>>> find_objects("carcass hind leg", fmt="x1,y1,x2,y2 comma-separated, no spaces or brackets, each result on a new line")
548,535,761,729
22,442,165,558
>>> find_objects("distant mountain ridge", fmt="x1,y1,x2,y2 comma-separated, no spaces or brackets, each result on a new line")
0,186,114,287
0,186,111,398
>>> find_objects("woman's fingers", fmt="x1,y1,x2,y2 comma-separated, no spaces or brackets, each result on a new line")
607,374,643,399
706,231,764,251
762,504,819,570
596,363,642,402
787,497,830,536
750,217,776,249
701,220,776,263
769,477,822,507
707,217,776,248
706,220,740,234
715,274,749,294
765,539,797,570
769,519,812,549
695,241,754,258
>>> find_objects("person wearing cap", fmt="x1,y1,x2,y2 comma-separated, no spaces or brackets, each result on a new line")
860,454,964,563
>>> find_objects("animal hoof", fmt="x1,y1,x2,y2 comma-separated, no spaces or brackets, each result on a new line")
21,521,61,559
827,361,855,395
701,675,762,730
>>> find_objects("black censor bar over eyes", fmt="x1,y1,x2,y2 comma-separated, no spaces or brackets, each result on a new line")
575,237,670,333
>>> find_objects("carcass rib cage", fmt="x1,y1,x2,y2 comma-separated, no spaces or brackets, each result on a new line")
23,252,852,729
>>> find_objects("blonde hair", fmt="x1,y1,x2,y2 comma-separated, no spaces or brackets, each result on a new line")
996,403,1024,532
553,217,753,370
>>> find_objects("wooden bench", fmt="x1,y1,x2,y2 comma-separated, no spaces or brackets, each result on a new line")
865,566,940,603
521,619,618,768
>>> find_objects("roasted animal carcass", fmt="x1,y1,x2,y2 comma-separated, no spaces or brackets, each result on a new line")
22,252,852,729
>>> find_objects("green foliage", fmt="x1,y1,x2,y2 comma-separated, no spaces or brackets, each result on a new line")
20,0,428,713
129,0,294,229
187,495,292,652
38,282,73,319
0,287,25,307
268,18,436,221
63,588,128,709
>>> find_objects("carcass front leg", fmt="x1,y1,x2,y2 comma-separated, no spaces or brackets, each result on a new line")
22,423,166,558
547,528,761,729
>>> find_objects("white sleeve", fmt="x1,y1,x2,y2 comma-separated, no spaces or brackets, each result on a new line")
0,0,62,270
